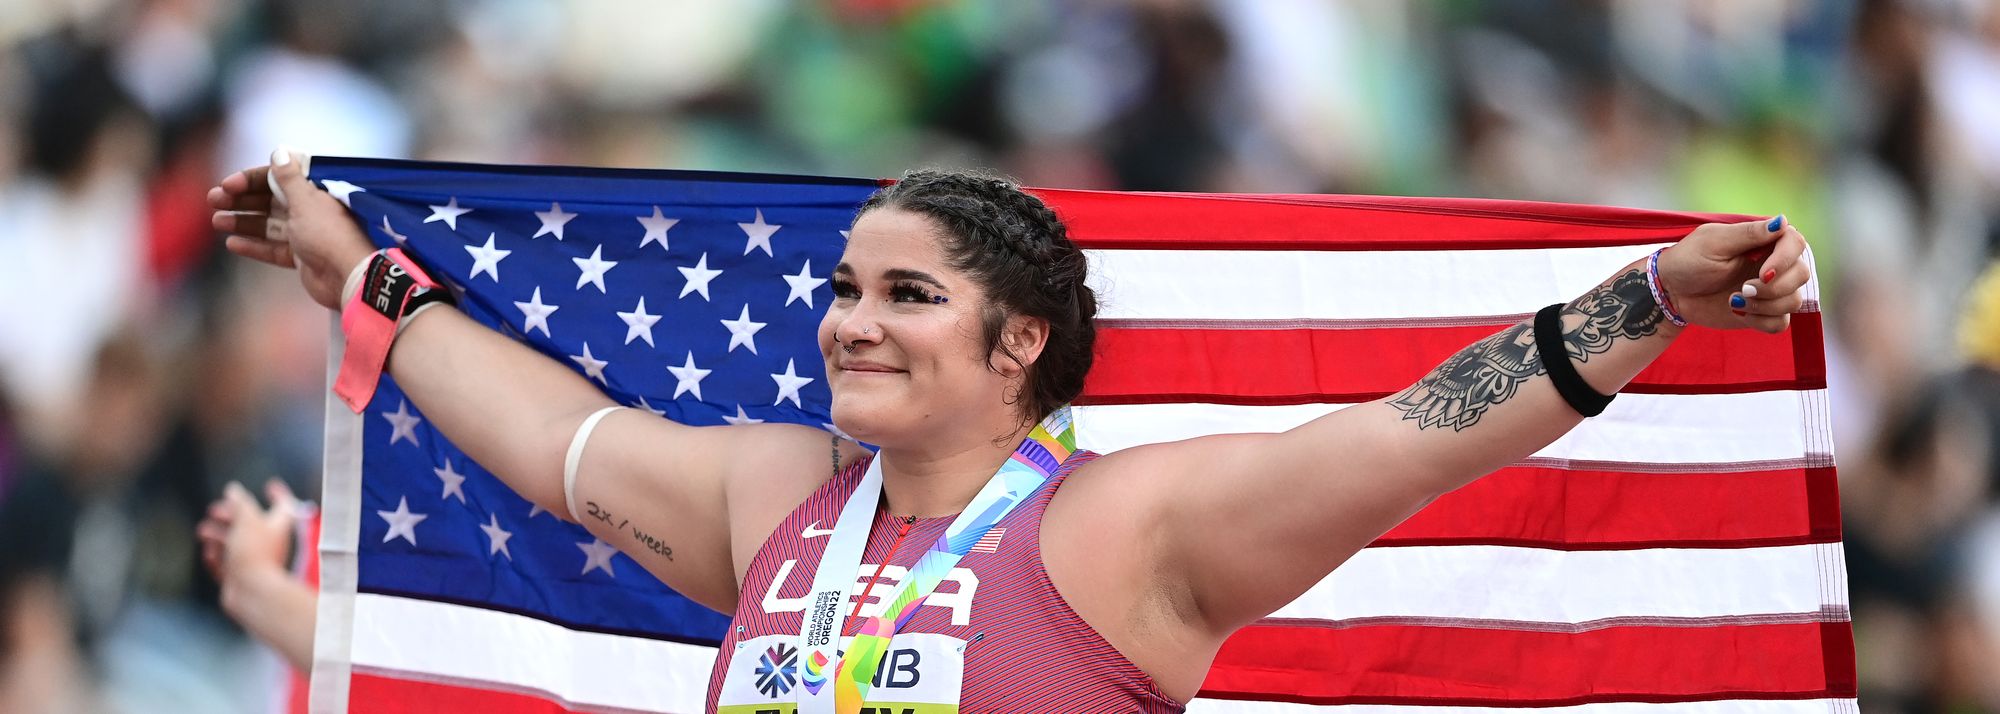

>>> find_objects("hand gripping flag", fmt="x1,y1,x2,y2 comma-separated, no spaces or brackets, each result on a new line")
307,157,1855,713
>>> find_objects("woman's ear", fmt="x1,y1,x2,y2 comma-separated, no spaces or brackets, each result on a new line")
990,314,1050,377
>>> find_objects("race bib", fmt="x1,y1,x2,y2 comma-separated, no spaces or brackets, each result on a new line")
717,633,966,714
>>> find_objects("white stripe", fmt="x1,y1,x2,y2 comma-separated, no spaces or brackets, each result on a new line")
1185,699,1859,714
311,317,360,714
1075,390,1823,464
1272,543,1843,624
1089,244,1666,321
349,593,714,713
1088,243,1823,321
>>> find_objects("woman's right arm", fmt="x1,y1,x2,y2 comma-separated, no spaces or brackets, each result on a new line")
211,153,840,611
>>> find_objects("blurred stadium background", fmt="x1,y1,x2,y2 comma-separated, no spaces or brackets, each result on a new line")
1,0,1997,711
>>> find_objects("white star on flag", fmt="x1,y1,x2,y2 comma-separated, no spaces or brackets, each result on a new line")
633,396,666,416
578,538,619,577
667,352,711,401
534,202,577,240
383,400,422,446
479,514,514,559
677,253,722,300
514,287,559,337
782,260,827,308
433,460,467,503
573,245,618,292
569,343,609,385
821,421,854,442
528,504,550,519
723,404,764,425
466,233,510,282
425,196,472,230
618,296,662,347
638,206,677,251
739,208,781,257
323,180,365,207
380,216,407,244
377,497,428,545
719,305,767,354
771,359,814,408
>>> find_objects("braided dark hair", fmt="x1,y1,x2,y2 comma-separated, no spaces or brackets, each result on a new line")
856,169,1097,422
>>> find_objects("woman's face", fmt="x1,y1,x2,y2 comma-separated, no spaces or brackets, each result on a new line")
819,207,1018,445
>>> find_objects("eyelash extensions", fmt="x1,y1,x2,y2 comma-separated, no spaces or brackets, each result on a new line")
830,278,949,304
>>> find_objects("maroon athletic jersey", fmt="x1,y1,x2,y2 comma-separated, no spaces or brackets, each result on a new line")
707,451,1184,713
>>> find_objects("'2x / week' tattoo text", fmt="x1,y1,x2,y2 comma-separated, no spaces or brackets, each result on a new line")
584,500,675,562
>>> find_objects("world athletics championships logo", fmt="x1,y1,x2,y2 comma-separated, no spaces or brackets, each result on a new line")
755,643,800,698
800,650,832,694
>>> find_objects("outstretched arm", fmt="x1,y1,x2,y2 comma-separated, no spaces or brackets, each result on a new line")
1104,216,1811,635
209,153,841,611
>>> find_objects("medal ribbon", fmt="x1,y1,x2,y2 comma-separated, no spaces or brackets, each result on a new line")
795,407,1075,714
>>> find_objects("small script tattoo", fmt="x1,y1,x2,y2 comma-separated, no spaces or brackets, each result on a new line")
630,525,674,560
584,500,627,530
584,500,674,562
1387,267,1662,431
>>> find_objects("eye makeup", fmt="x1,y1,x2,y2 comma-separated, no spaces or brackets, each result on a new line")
828,273,951,305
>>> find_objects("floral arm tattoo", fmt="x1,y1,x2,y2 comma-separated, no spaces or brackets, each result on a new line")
1386,267,1665,431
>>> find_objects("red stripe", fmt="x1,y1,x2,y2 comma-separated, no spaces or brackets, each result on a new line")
1377,465,1841,550
1036,188,1751,251
350,673,583,713
1083,314,1826,405
1201,620,1858,706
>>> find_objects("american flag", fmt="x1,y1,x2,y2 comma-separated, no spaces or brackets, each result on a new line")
306,157,1855,713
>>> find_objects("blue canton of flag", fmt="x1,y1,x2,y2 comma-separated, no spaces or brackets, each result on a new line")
313,158,881,645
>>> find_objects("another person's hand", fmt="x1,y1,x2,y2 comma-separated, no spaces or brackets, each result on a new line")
1657,215,1812,334
208,149,376,310
197,479,299,614
196,479,320,672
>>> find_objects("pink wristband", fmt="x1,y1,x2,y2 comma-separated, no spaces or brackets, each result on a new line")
334,248,446,412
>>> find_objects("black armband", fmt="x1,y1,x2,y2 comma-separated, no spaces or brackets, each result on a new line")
1535,303,1615,417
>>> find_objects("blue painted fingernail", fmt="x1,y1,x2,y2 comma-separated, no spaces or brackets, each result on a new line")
1730,294,1747,309
1766,215,1785,232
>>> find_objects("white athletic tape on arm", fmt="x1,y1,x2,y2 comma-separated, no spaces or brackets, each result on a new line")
394,302,448,339
564,406,628,523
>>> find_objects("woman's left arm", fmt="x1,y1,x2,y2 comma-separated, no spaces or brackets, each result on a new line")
1096,216,1811,636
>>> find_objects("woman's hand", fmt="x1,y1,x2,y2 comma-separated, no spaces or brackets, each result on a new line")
208,149,376,310
196,479,300,614
1656,215,1812,334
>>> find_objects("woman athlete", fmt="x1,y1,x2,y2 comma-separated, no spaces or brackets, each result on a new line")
209,152,1812,712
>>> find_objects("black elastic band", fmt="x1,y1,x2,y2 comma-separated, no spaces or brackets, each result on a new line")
360,251,454,321
1535,303,1615,417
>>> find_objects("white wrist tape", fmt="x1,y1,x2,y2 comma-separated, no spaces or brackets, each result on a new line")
564,406,629,523
394,302,448,339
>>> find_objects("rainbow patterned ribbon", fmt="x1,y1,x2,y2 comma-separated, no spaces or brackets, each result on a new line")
798,406,1075,714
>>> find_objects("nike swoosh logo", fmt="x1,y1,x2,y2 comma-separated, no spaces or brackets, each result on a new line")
801,521,836,539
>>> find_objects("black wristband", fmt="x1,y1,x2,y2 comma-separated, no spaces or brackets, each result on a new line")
1534,303,1615,417
359,250,454,320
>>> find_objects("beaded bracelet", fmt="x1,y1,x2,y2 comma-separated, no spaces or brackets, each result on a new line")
1646,247,1689,327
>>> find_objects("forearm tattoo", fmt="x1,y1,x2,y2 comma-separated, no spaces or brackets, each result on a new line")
1386,267,1663,431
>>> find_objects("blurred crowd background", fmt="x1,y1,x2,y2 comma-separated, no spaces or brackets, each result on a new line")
1,0,1997,711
